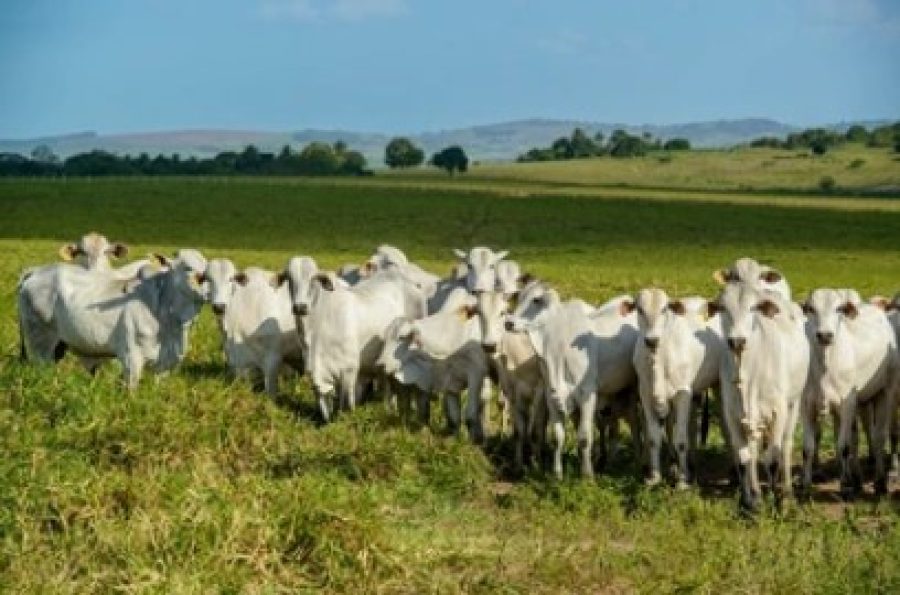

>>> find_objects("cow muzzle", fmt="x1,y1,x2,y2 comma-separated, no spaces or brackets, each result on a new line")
212,303,226,316
482,342,497,354
644,336,660,351
727,337,746,354
816,331,834,347
293,303,309,316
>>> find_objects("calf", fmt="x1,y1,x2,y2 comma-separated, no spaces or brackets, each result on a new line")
714,283,809,511
802,289,899,498
624,289,724,488
20,249,208,389
453,247,510,293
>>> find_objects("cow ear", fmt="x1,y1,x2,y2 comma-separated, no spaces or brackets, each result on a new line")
493,250,509,263
58,244,79,261
233,272,249,286
760,270,782,284
801,301,814,315
756,299,780,318
314,273,335,291
453,248,467,260
870,296,889,311
838,301,859,319
706,301,721,318
618,299,636,317
151,253,171,269
668,300,686,315
274,271,289,287
108,243,129,259
459,304,478,320
712,269,728,286
517,273,535,287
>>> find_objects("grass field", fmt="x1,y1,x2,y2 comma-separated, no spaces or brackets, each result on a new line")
2,166,900,592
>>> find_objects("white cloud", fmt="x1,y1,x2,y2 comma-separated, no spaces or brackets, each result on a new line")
260,0,407,23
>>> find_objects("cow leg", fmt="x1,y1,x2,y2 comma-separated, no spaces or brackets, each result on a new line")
871,390,894,497
79,356,103,376
548,403,566,480
800,400,819,496
640,396,664,486
511,390,527,473
416,389,432,427
443,392,462,436
530,389,548,471
121,352,144,392
262,354,281,398
837,393,858,500
673,390,692,489
578,394,596,479
465,374,485,443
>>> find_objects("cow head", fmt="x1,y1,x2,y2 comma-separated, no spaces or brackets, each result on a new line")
363,244,408,277
58,232,129,270
620,288,677,353
715,283,781,356
153,249,208,304
278,256,319,317
454,247,510,294
803,288,861,347
203,258,237,316
475,290,510,354
713,258,791,302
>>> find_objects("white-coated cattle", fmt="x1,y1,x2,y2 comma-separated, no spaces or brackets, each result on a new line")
624,289,724,488
364,244,440,299
714,282,809,511
453,247,510,294
476,288,546,469
58,231,131,272
290,269,427,421
279,255,321,318
514,295,639,479
19,250,208,389
204,260,304,396
802,289,900,498
378,287,489,440
713,257,792,302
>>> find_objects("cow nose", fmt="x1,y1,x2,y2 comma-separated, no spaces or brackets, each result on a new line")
816,331,834,346
212,303,226,316
644,336,659,351
482,342,497,354
728,337,746,354
504,320,515,332
293,303,308,316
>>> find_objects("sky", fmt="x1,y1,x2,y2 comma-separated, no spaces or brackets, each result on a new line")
1,0,898,138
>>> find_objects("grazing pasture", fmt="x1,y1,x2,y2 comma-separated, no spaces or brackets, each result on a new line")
2,173,900,592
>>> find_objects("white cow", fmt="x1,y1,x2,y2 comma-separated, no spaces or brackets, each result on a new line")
477,287,546,469
624,289,724,488
714,282,809,511
289,269,427,421
57,231,132,273
513,296,639,479
363,245,440,299
713,257,792,302
204,260,304,396
802,289,900,498
453,247,510,294
378,288,489,440
19,250,208,389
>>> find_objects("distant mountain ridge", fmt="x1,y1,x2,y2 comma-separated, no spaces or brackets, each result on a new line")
1,118,892,164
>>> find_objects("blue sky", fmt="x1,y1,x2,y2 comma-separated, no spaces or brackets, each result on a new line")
1,0,898,138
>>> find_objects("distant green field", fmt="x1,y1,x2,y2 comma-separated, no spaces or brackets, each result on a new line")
390,143,900,195
1,176,899,592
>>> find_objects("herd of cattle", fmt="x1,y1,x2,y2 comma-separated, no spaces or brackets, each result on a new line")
15,232,900,511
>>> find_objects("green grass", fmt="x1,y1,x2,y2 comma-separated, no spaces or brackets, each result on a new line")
1,176,900,592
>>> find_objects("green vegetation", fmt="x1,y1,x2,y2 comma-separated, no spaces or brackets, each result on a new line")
0,141,370,177
384,137,426,169
430,145,469,175
1,173,900,592
518,127,692,162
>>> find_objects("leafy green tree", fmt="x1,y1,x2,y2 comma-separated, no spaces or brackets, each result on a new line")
570,128,597,158
339,150,367,175
551,137,573,159
844,125,868,143
385,137,425,168
31,144,58,164
297,142,340,175
663,138,691,151
333,140,347,155
431,146,468,175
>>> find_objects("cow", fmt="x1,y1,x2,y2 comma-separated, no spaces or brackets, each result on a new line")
801,289,900,498
713,257,792,302
512,295,639,479
378,287,489,440
19,249,208,389
363,245,440,299
204,260,304,396
624,289,724,488
453,247,509,294
713,282,809,512
286,268,427,422
57,231,132,273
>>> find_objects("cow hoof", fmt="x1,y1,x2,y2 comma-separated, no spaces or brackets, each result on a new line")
675,479,690,492
645,475,662,488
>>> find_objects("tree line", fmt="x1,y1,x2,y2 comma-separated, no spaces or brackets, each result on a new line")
748,121,900,154
0,142,370,177
516,128,691,162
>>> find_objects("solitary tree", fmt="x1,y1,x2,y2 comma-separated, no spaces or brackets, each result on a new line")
431,146,469,175
384,137,425,168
